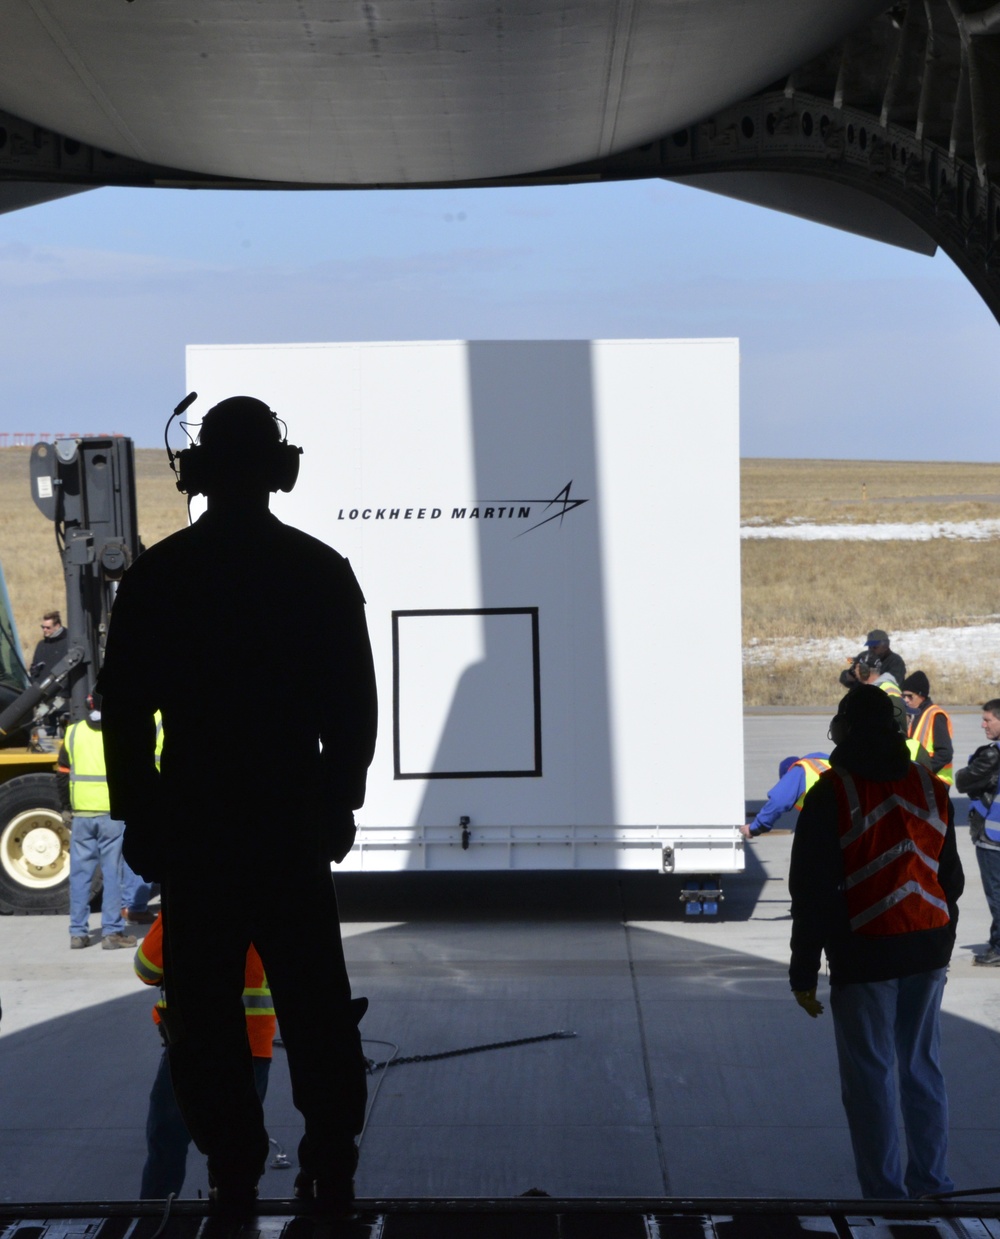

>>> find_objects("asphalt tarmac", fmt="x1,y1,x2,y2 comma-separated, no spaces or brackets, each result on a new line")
1,711,998,1206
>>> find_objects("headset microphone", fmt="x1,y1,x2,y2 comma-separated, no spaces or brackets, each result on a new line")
165,392,199,479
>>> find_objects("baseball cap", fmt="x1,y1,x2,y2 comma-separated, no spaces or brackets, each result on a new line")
866,629,889,645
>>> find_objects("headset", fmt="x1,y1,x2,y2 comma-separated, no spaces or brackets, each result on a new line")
828,684,896,744
165,392,303,497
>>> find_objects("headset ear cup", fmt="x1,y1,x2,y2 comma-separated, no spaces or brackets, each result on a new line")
175,445,208,496
275,444,302,493
176,428,300,494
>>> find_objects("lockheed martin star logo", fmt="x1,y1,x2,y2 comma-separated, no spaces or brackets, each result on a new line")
334,480,590,533
478,481,589,535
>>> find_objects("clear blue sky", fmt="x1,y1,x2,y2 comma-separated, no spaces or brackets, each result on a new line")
0,177,994,457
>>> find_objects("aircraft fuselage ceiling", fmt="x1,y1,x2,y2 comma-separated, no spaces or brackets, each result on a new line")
2,1,1000,323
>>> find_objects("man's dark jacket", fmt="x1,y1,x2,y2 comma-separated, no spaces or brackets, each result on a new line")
955,743,1000,806
955,742,1000,842
97,509,377,832
29,627,69,685
789,729,963,992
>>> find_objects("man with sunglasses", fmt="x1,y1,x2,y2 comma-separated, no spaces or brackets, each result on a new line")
901,672,953,785
29,610,69,686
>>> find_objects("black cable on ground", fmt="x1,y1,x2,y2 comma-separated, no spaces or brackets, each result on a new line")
356,1030,577,1152
358,1038,399,1147
368,1029,576,1072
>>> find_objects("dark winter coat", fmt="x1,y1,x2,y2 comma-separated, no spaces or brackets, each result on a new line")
956,742,1000,845
29,626,69,686
789,728,963,991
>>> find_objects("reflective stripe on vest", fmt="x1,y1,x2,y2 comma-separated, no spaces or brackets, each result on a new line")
831,763,951,936
134,947,162,986
911,705,954,785
64,721,110,814
243,987,277,1016
793,757,831,811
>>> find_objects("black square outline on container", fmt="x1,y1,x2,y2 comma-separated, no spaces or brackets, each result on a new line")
392,607,542,780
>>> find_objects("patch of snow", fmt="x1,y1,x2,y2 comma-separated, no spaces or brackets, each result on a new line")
745,624,1000,673
741,518,1000,542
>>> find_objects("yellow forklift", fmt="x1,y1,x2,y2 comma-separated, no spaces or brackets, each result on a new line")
0,436,138,912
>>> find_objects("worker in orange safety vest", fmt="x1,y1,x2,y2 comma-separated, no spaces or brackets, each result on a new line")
134,913,276,1199
789,685,963,1200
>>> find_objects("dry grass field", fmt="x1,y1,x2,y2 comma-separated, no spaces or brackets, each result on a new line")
741,538,997,640
742,458,1000,527
0,447,187,668
742,459,1000,708
1,448,994,708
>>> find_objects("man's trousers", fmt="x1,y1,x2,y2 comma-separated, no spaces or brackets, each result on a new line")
160,830,367,1196
141,1049,271,1198
830,968,952,1199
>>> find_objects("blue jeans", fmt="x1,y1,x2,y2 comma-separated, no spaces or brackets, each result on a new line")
69,814,126,938
975,844,1000,951
141,1049,271,1198
830,968,952,1199
121,861,153,915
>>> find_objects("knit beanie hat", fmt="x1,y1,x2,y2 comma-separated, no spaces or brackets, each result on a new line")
901,671,930,697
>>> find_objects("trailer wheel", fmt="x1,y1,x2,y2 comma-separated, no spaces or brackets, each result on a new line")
0,775,70,914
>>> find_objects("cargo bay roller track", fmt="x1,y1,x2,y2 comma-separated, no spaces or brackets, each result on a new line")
0,2,998,319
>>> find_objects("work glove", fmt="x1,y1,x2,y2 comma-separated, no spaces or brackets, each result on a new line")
60,809,73,827
328,806,357,865
793,988,824,1018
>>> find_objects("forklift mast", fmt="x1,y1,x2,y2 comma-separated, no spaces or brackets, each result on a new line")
29,437,140,725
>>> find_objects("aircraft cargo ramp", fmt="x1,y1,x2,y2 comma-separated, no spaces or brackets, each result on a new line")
1,1197,999,1239
1,714,999,1224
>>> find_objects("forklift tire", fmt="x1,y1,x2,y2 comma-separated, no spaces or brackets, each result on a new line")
0,774,71,914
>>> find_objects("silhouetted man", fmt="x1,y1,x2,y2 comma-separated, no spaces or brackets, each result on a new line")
98,396,377,1214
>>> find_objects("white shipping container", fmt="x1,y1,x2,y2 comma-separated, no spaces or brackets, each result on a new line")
186,339,744,878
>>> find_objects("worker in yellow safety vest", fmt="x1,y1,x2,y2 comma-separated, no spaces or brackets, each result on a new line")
57,692,137,951
742,753,831,838
902,671,954,785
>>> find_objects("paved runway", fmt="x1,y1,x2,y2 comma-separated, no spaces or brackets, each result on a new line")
744,706,985,804
1,712,998,1206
